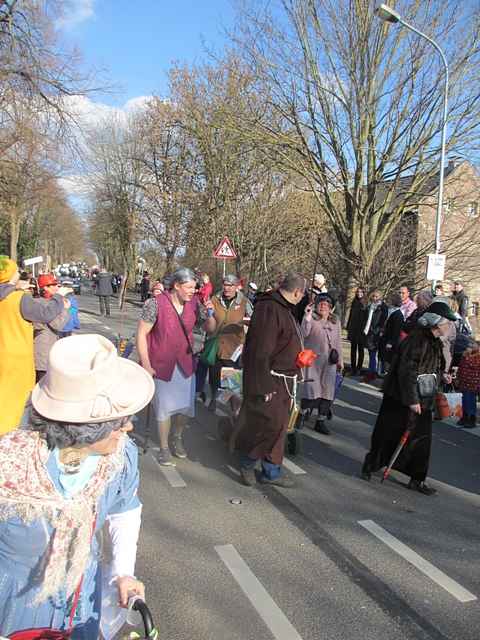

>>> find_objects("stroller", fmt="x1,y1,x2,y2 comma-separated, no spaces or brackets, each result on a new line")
6,598,159,639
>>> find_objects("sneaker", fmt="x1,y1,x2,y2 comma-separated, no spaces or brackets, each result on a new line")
157,448,176,466
259,474,295,488
172,437,187,459
240,467,256,487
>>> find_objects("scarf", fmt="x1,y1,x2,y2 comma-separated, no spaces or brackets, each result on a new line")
0,430,125,604
364,301,381,335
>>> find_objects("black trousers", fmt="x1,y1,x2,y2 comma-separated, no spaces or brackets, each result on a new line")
350,341,365,372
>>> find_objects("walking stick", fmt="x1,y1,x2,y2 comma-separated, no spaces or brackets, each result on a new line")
381,410,416,483
309,236,321,302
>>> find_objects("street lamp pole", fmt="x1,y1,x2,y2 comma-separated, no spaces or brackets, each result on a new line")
375,3,449,258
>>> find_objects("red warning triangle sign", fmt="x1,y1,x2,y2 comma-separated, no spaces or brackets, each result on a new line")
213,236,237,259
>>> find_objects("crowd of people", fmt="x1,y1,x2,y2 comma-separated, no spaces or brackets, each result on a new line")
0,250,478,636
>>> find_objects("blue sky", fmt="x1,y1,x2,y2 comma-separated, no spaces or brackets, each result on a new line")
62,0,236,106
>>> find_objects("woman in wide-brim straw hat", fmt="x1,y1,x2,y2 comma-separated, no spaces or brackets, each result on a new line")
361,301,456,495
0,333,154,638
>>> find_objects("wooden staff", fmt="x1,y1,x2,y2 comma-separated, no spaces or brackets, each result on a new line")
309,236,321,302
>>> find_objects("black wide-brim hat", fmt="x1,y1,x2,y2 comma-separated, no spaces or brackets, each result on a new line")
425,301,457,321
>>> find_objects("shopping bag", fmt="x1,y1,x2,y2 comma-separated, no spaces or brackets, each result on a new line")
199,336,219,366
334,373,344,398
435,392,463,419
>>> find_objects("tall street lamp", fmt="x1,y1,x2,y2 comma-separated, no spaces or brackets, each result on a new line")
375,3,449,265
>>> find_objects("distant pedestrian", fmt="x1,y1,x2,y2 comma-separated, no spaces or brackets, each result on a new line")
301,295,343,435
236,273,306,487
403,289,433,335
380,293,404,367
451,281,469,320
136,268,199,465
203,274,253,411
247,282,258,305
140,271,150,302
34,274,70,382
363,290,388,380
96,267,113,316
198,273,213,304
456,342,480,429
399,285,417,320
0,257,69,435
346,287,367,376
361,301,456,495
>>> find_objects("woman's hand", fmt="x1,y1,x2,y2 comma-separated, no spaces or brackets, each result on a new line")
142,363,156,377
304,303,313,319
116,576,145,608
337,363,343,372
442,373,452,385
409,403,422,415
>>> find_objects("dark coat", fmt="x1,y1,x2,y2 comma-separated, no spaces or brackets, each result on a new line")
364,302,388,351
381,308,404,363
383,327,444,407
237,290,302,464
95,272,113,296
453,290,469,319
364,328,445,482
346,297,367,343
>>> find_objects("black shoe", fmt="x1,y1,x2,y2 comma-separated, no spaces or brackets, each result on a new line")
361,461,371,481
408,479,437,495
314,420,330,435
199,391,207,404
240,467,256,487
259,474,295,488
463,415,477,429
457,416,467,426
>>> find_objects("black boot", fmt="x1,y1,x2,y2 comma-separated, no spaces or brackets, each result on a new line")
361,456,371,481
314,419,330,435
464,415,477,429
408,478,437,495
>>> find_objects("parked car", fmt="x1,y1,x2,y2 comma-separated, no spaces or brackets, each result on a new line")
59,275,81,295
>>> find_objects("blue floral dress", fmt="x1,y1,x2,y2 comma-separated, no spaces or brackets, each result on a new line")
0,436,140,638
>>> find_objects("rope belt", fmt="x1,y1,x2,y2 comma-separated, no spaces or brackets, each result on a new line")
270,370,298,407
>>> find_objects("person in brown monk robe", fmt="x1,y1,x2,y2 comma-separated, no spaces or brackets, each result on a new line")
236,272,306,488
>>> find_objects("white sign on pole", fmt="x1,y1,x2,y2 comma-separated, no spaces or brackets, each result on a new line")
213,236,237,260
426,254,446,281
23,256,43,266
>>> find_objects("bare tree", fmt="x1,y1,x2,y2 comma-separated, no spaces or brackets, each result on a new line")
228,0,480,304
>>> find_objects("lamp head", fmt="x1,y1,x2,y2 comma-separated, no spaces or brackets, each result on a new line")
375,3,401,23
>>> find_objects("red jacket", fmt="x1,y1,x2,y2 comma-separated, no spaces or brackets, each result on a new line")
457,351,480,393
198,281,213,304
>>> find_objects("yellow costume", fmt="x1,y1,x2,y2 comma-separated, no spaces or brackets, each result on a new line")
0,258,35,434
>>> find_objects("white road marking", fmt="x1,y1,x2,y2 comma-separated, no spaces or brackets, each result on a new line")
342,379,382,398
335,398,377,417
462,428,480,438
78,312,102,325
215,544,304,640
359,519,477,603
151,454,187,488
283,457,307,475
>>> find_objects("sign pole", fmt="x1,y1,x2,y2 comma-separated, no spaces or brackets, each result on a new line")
223,258,226,278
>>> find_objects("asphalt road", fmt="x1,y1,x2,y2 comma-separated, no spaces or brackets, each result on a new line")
76,292,480,640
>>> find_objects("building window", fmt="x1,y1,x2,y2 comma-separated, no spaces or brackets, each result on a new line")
467,202,478,218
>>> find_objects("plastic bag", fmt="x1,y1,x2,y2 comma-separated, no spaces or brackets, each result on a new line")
435,392,463,419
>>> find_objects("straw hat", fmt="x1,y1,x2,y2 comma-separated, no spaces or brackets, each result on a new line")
32,334,154,423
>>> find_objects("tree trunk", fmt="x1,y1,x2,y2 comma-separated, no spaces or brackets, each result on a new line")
9,210,20,262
